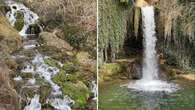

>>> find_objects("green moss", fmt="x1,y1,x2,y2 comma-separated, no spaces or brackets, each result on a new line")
52,70,89,108
52,70,67,85
44,58,61,68
99,63,125,82
14,12,24,31
62,61,79,74
102,63,123,75
52,70,79,85
61,81,90,108
19,72,33,79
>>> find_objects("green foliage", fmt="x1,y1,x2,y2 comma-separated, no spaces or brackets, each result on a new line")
99,0,132,60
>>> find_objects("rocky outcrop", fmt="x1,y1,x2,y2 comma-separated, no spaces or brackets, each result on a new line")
135,0,159,7
38,32,73,51
0,62,18,110
99,58,142,82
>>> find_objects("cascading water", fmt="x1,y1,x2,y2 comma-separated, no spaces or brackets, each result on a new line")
24,95,41,110
128,6,178,93
5,1,75,110
6,1,40,38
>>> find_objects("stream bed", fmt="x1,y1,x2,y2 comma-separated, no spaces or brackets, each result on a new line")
99,79,195,110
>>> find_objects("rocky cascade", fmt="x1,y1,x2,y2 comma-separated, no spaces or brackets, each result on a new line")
0,0,97,110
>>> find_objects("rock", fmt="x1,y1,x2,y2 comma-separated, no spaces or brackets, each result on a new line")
0,12,22,54
0,62,18,110
76,51,96,72
127,62,142,79
99,63,123,82
178,74,195,81
38,32,73,51
99,58,142,82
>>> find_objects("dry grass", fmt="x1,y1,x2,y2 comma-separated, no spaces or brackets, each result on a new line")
157,0,195,42
24,0,96,33
0,62,18,110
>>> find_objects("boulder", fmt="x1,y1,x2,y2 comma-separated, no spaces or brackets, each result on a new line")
0,62,18,110
39,32,73,51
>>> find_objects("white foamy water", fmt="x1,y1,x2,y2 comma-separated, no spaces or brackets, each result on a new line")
28,78,36,85
128,6,179,93
6,1,39,38
14,76,22,81
24,94,41,110
49,96,74,110
91,81,97,100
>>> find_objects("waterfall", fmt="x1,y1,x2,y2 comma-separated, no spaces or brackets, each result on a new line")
128,6,178,93
141,6,159,81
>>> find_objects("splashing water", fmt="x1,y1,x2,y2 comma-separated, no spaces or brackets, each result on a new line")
6,1,39,38
91,81,97,100
24,94,41,110
49,96,74,110
128,6,179,93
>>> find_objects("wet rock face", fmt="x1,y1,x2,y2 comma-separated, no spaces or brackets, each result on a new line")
0,12,22,54
38,32,73,51
0,62,18,110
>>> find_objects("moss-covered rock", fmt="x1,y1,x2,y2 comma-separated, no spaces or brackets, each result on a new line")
52,70,89,108
14,12,24,31
62,61,79,74
61,81,90,108
44,58,61,68
19,72,33,79
99,58,141,82
99,63,123,82
52,70,79,85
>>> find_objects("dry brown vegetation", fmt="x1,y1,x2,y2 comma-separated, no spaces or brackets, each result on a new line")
157,0,195,42
24,0,96,33
0,62,18,110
